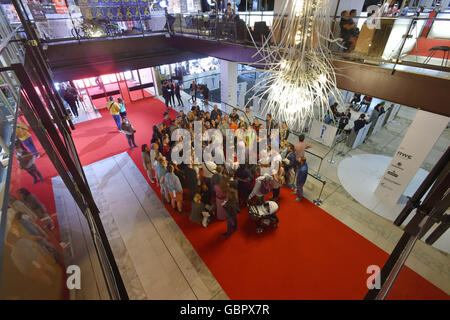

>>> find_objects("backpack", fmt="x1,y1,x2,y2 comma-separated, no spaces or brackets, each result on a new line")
260,178,271,195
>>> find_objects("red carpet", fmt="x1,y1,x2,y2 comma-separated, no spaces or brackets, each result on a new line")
84,81,153,110
13,96,449,300
406,38,450,59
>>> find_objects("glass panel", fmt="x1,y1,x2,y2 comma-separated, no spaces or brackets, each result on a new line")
138,67,155,97
125,70,143,101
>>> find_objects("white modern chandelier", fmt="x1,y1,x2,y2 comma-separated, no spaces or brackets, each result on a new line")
247,0,343,131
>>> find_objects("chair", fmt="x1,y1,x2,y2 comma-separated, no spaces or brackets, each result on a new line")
253,21,269,44
423,46,450,67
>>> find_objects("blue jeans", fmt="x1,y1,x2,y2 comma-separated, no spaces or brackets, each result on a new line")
296,181,304,200
112,114,121,130
22,137,38,157
126,134,138,149
225,215,237,235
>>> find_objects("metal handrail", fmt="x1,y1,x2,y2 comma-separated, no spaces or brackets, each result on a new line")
0,26,22,56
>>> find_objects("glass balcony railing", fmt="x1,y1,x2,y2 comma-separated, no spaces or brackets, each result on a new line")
171,11,450,73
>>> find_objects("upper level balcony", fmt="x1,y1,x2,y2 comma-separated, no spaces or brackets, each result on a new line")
15,2,448,79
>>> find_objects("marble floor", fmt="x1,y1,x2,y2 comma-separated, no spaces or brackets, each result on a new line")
53,152,228,300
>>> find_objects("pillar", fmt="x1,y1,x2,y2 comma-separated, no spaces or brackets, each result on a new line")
220,59,238,107
374,110,449,205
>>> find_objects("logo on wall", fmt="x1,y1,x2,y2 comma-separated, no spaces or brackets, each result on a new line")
320,125,327,139
397,151,412,160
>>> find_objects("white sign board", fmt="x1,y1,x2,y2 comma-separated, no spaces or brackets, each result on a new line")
375,110,449,205
352,124,370,149
309,120,338,147
387,104,400,123
187,0,195,11
372,112,387,135
207,74,220,90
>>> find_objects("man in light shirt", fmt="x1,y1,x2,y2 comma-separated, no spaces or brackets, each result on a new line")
294,134,311,163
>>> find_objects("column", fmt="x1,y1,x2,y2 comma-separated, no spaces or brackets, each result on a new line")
220,59,238,108
375,110,449,205
152,67,162,96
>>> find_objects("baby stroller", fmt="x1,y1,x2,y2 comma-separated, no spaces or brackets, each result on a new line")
248,199,279,234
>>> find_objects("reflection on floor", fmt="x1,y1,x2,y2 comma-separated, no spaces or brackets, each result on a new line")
53,152,228,300
71,104,102,125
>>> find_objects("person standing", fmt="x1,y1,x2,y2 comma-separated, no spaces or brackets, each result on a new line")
360,95,373,113
211,104,222,122
266,113,276,139
236,164,253,206
156,157,169,202
221,188,239,238
214,177,229,221
120,116,139,150
338,108,352,133
106,96,122,131
117,97,127,120
173,81,184,107
189,81,197,103
244,106,254,125
230,108,239,123
183,163,198,201
354,113,368,133
294,157,308,202
15,141,44,184
165,164,184,215
365,104,382,142
168,80,176,108
283,144,297,191
16,122,39,158
270,150,284,202
294,134,311,163
280,121,290,141
162,81,171,110
64,84,79,117
142,144,155,183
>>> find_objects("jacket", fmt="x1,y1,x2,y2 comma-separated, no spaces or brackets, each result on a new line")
107,101,121,115
121,121,135,135
164,172,183,193
223,198,239,218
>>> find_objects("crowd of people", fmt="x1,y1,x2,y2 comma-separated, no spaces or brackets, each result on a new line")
141,103,310,238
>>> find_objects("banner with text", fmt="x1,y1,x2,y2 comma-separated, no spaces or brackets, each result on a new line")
374,110,449,205
309,120,338,147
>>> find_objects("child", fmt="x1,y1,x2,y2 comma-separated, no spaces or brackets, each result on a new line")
121,116,138,150
189,193,210,227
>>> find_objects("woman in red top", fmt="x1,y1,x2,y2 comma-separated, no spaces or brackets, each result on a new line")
229,119,239,131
